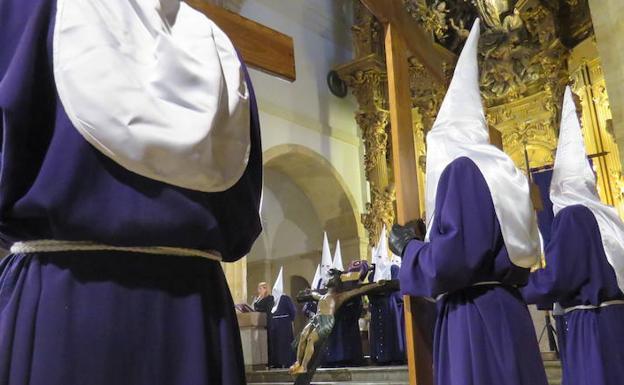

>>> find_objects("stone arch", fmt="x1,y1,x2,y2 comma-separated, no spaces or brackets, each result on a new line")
246,144,365,302
263,144,364,244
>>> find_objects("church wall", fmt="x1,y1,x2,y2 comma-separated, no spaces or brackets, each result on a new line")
225,0,370,304
237,0,367,216
246,160,363,300
246,168,323,299
588,0,624,170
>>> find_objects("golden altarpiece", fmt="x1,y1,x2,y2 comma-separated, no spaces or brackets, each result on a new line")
336,0,624,247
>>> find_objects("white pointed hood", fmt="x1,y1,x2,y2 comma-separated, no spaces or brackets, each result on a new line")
551,86,624,293
320,232,333,287
311,264,321,290
425,19,540,268
391,252,402,267
271,266,284,313
332,240,344,271
373,225,392,282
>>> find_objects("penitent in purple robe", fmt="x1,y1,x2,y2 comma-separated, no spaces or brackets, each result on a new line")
0,1,262,384
322,297,364,367
522,205,624,385
368,265,406,365
268,295,297,368
399,157,548,385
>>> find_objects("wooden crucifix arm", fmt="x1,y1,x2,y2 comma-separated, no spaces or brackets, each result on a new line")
338,281,387,304
184,0,296,81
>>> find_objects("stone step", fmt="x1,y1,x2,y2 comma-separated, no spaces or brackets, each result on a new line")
544,359,563,385
247,360,563,385
248,381,409,385
247,366,408,384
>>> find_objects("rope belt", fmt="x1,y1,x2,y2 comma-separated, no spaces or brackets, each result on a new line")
10,240,222,262
564,299,624,314
428,281,505,303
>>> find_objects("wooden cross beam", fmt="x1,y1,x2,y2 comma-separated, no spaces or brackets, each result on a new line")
185,0,296,82
361,0,448,84
359,1,444,384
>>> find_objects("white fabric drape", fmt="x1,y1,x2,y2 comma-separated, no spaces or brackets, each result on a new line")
424,19,540,268
54,0,250,192
332,240,344,271
320,232,333,287
373,225,392,282
551,86,624,293
271,266,284,314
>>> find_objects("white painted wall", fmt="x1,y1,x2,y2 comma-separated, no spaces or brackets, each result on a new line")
249,169,323,263
236,0,367,213
232,0,370,302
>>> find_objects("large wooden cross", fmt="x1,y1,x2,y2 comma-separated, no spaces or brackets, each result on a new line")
359,2,505,385
360,1,444,385
185,0,296,82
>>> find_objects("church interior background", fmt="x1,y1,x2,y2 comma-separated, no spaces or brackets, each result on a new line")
210,0,624,379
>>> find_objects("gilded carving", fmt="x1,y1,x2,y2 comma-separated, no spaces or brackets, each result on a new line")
403,0,475,53
340,0,622,243
408,57,445,131
342,69,387,112
336,3,396,246
612,171,624,201
351,2,384,58
355,111,390,179
361,185,396,247
473,0,517,32
568,53,624,217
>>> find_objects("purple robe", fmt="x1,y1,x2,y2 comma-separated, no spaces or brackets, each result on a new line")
522,205,624,385
268,296,297,368
0,1,262,384
400,157,548,385
322,297,364,367
368,265,406,364
302,301,317,319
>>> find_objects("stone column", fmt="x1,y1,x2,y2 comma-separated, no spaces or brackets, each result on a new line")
222,257,247,304
336,63,395,247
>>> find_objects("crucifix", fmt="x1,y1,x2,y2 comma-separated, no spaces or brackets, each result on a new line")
185,0,296,82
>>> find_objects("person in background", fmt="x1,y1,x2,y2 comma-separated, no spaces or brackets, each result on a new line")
268,267,297,368
253,282,274,315
522,86,624,385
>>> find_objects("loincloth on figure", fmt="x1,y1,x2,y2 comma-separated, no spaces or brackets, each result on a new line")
312,313,335,339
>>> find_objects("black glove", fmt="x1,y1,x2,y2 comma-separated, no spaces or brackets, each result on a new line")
389,223,417,257
407,218,427,241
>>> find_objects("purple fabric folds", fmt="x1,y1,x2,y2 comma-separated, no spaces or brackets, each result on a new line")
400,157,548,385
523,205,624,385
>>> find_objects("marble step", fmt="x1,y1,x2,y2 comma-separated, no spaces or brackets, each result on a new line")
247,366,407,384
250,381,409,385
247,359,562,385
